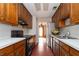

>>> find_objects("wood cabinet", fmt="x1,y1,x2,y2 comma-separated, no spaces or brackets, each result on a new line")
52,3,70,28
0,4,6,22
70,4,79,24
14,40,26,56
70,47,79,56
19,4,32,28
59,3,70,20
5,4,18,25
0,40,26,56
60,47,69,56
0,3,32,28
0,4,18,25
0,45,14,56
15,45,25,56
52,3,79,27
59,42,70,56
51,37,79,56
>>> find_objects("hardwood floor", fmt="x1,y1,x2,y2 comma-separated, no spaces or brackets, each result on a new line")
31,38,54,56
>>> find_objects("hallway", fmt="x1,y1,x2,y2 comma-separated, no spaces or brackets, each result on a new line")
31,38,54,56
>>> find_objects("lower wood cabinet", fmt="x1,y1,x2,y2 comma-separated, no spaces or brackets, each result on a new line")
0,45,14,56
0,40,26,56
14,40,26,56
60,46,69,56
70,47,79,56
52,37,79,56
15,45,25,56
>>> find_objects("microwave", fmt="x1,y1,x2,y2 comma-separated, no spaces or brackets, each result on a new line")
11,30,23,37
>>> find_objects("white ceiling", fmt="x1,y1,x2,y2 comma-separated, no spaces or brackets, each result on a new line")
23,3,60,18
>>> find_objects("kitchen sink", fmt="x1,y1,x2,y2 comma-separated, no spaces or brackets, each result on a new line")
57,36,77,39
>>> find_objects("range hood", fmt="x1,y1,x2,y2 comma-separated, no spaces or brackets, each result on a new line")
18,18,28,26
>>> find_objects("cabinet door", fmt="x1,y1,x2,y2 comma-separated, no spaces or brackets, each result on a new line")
15,45,25,56
15,40,26,56
19,4,24,19
70,47,79,56
0,4,6,22
0,45,14,56
70,3,79,24
26,16,32,28
19,4,32,28
60,47,69,56
6,3,18,25
60,3,70,20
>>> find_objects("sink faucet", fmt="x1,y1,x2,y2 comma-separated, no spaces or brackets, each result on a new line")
65,31,70,38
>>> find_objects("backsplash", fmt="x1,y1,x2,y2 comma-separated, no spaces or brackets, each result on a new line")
0,23,27,39
60,25,79,39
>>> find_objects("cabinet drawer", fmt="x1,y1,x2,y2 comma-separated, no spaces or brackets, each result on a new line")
60,42,69,52
0,45,14,56
70,47,79,56
14,40,25,49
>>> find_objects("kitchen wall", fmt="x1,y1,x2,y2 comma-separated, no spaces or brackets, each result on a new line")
0,23,27,39
60,24,79,39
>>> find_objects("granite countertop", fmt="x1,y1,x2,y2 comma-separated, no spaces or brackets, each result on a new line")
51,35,79,51
0,38,26,49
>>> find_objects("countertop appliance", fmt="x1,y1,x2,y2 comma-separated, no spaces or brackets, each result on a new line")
11,30,23,37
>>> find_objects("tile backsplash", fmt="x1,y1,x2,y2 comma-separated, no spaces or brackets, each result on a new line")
0,23,27,39
60,25,79,39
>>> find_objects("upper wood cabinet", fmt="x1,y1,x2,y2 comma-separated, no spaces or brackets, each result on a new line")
6,4,18,25
52,3,79,27
18,4,32,28
52,3,70,28
0,3,32,28
0,4,6,22
70,3,79,24
52,3,70,22
60,3,70,19
0,3,18,25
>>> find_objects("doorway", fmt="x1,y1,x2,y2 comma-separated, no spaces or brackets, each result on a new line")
38,22,47,46
39,23,46,38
